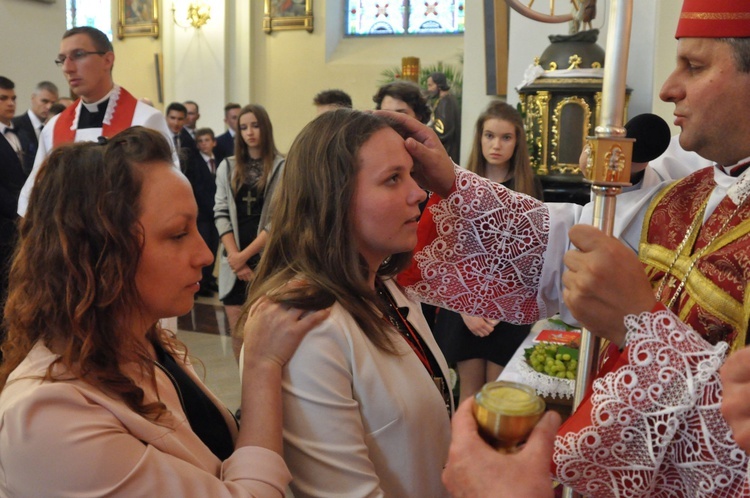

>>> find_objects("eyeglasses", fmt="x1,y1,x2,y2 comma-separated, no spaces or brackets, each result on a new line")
54,49,107,67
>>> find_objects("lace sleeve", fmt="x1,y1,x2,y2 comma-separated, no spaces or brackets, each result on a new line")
553,307,750,497
405,167,549,324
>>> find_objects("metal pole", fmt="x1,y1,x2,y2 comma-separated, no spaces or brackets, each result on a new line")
597,0,633,138
562,2,633,497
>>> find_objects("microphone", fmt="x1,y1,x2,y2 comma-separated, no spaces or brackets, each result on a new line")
625,113,671,163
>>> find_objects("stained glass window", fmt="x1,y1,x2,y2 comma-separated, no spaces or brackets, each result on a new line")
66,0,113,40
347,1,465,36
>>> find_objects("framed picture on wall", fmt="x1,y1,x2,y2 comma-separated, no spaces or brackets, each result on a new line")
117,0,160,39
263,0,313,33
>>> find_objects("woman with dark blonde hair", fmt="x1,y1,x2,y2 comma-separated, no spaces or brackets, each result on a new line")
433,100,544,402
214,104,285,360
244,109,452,497
0,127,327,496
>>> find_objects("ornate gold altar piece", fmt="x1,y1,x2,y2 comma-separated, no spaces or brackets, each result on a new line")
518,36,631,177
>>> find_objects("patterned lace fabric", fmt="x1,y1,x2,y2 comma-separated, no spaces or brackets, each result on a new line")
404,167,750,496
554,308,750,497
516,358,574,399
406,167,549,324
102,85,121,126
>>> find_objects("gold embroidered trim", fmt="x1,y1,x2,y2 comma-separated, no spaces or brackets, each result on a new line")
681,12,750,20
639,175,750,348
683,277,749,353
642,242,747,343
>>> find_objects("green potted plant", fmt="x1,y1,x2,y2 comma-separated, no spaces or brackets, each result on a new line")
378,57,463,107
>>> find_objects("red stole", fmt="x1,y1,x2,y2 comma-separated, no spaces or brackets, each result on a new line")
640,167,750,349
52,87,139,147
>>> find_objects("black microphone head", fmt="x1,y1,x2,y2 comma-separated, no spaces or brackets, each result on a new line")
625,113,671,163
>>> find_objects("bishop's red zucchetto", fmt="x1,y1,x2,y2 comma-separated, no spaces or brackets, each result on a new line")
676,0,750,38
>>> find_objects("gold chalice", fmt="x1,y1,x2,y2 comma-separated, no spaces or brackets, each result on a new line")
473,381,546,451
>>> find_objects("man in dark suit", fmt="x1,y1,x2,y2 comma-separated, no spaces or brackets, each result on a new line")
183,100,200,140
213,102,240,166
185,127,220,296
12,81,58,174
0,77,30,347
179,125,196,154
165,102,198,170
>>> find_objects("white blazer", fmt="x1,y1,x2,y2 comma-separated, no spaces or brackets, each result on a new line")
282,279,453,498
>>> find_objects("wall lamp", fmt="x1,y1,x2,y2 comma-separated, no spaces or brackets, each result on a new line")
172,1,211,29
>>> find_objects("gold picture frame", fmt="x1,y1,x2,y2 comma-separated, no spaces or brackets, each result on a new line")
263,0,313,33
117,0,160,40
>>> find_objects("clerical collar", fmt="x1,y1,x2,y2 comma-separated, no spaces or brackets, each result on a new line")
81,88,115,112
79,100,109,129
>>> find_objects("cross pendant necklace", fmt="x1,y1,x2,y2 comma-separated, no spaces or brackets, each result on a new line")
242,191,258,216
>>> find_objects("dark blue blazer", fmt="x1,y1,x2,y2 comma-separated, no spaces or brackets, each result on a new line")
0,132,27,238
213,131,234,166
184,153,217,222
11,113,38,175
179,127,198,156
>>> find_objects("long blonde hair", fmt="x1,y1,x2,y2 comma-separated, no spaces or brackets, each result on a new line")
466,100,542,199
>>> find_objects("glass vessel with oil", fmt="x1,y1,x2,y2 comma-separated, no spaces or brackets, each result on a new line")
473,380,546,451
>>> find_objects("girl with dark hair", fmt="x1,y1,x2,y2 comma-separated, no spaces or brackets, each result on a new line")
244,109,452,497
0,127,327,496
214,104,285,360
433,100,544,402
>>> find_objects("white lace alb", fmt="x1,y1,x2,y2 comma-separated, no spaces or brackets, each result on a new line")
406,167,549,324
406,170,750,497
554,309,749,498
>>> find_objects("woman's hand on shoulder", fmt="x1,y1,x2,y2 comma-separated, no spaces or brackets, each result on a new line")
242,297,331,371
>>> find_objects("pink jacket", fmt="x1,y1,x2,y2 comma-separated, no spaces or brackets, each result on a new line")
0,342,291,497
